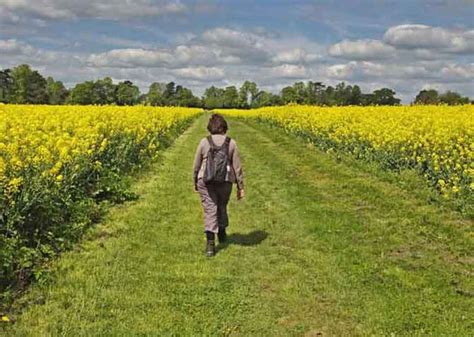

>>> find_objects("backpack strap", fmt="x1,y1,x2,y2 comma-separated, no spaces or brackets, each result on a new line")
207,135,216,149
225,137,232,165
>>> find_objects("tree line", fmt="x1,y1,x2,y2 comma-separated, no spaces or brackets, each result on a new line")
0,64,471,108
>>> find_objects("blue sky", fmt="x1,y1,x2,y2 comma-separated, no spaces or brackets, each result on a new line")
1,0,473,102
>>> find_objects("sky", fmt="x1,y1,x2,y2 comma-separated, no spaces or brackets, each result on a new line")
1,0,473,103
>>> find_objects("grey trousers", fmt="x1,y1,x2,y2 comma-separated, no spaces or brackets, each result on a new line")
197,178,233,234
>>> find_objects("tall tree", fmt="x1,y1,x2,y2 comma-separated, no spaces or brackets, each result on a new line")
116,80,140,106
333,82,353,105
175,86,201,107
203,86,225,109
371,88,401,105
414,89,439,105
146,82,166,106
162,82,176,105
10,64,49,104
360,93,375,106
67,81,96,105
223,86,240,108
281,86,298,104
322,85,337,106
0,69,14,103
252,90,281,108
348,85,362,105
239,81,258,108
306,81,325,105
439,91,470,105
292,82,307,104
94,77,116,105
46,77,69,105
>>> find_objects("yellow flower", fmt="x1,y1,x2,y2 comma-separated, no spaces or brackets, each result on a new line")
0,104,201,205
8,177,23,189
216,104,473,198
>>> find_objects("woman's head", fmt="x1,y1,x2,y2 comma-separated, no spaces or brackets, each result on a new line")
207,113,228,134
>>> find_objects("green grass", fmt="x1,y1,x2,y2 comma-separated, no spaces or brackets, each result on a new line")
2,114,473,336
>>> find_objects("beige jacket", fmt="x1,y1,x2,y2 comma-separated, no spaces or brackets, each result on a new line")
193,134,244,190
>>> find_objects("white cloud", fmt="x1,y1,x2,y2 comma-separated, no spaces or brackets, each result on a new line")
440,63,474,80
0,39,34,54
173,45,239,65
99,36,156,49
272,48,321,64
86,43,243,68
329,24,474,64
325,22,474,86
270,64,307,78
172,66,225,81
87,48,173,68
328,39,396,60
0,38,80,66
86,27,323,69
325,63,355,79
383,24,474,53
200,27,270,64
201,27,262,49
325,61,433,80
0,0,187,20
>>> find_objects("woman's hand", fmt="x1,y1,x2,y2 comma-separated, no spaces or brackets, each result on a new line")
237,188,245,200
194,184,199,193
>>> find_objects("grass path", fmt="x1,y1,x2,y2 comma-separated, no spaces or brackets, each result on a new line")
4,114,473,336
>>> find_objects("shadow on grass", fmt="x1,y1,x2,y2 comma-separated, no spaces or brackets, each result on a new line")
216,230,268,253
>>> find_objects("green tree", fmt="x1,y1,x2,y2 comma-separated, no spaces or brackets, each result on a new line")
203,86,225,109
305,81,325,105
10,64,49,104
162,82,176,105
360,93,375,106
322,85,337,106
175,86,201,107
46,77,69,105
371,88,401,105
292,82,307,104
146,82,167,106
223,86,240,108
438,91,469,105
67,81,97,105
94,77,116,105
116,80,140,106
414,89,439,105
252,90,281,108
281,86,298,104
333,82,353,105
239,81,258,108
0,69,14,103
348,85,362,105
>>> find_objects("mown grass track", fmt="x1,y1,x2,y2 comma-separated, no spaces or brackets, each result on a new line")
3,114,473,336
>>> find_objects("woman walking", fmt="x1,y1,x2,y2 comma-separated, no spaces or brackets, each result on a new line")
193,113,245,257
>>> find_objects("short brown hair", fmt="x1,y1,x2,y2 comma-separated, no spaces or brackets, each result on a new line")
207,113,228,134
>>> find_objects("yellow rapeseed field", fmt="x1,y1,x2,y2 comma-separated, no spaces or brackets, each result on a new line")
1,104,200,289
219,105,474,198
0,105,200,190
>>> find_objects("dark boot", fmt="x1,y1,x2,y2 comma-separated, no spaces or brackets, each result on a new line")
217,227,227,243
206,240,215,257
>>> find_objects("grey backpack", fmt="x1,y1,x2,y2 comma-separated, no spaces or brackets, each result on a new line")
203,136,231,184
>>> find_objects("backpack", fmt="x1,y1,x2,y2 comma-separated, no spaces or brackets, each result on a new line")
203,135,231,184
